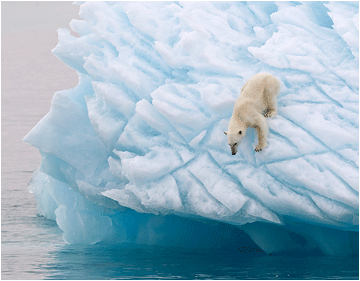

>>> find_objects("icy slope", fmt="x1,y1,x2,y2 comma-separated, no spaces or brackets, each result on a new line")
24,1,358,255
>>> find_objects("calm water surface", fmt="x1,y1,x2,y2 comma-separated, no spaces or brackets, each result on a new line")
2,11,359,281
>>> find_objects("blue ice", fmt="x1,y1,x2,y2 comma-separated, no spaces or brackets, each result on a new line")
24,1,359,256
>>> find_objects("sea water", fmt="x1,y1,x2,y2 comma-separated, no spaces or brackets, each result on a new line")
2,6,359,281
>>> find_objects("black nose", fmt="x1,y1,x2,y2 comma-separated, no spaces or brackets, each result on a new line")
232,152,236,155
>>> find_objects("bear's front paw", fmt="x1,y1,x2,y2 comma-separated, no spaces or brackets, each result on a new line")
255,143,267,152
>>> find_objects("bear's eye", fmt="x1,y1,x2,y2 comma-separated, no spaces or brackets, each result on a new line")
239,130,242,135
234,143,237,146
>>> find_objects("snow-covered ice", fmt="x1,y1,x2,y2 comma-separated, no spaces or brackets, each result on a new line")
24,1,359,255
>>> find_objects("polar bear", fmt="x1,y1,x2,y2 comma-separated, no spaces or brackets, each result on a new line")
224,73,280,155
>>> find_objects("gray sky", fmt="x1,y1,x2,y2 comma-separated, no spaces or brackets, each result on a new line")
2,1,82,180
2,1,81,33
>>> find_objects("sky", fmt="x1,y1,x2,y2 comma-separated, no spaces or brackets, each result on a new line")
2,1,81,33
2,1,82,184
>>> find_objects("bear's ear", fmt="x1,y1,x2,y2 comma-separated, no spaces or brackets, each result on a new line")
239,130,242,135
224,131,228,135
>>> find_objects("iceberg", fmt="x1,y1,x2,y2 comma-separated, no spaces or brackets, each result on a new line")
24,1,359,256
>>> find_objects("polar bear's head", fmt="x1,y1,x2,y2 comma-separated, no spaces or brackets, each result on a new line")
224,128,246,155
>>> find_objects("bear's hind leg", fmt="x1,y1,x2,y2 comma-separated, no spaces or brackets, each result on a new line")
264,92,278,118
264,77,280,118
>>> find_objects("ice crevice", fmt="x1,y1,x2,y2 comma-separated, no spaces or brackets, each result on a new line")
277,113,357,165
24,1,358,256
261,163,357,224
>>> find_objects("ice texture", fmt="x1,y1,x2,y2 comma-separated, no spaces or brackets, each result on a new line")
24,1,359,255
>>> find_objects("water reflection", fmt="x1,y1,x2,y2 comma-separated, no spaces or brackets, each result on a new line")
46,244,259,279
44,243,358,280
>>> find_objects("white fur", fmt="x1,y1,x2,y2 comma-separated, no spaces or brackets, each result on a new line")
224,73,280,154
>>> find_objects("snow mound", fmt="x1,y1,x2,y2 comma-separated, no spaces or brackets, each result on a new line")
24,1,358,256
